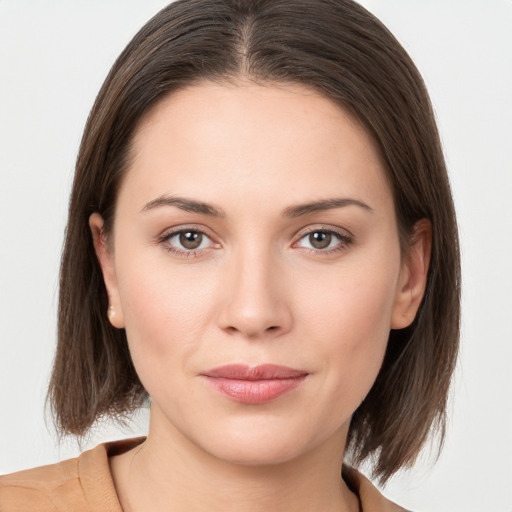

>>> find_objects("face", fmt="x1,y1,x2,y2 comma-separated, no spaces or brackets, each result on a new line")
91,82,429,466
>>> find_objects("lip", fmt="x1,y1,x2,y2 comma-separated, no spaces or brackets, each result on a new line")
201,364,308,404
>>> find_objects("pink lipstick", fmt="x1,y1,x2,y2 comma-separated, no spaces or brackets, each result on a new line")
201,364,308,404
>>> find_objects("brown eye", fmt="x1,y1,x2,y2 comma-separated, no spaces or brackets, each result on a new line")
179,231,203,249
308,231,332,249
294,228,351,253
163,228,217,255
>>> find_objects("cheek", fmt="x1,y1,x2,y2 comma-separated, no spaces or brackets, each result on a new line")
298,256,400,403
114,252,219,384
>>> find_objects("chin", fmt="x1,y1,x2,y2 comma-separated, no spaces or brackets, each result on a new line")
207,437,307,467
187,416,331,468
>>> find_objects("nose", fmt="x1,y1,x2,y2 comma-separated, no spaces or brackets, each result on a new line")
217,246,293,340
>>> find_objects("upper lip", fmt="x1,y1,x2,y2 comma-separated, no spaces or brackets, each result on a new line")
202,364,308,380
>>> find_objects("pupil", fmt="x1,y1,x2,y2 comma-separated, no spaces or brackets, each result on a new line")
180,231,202,249
310,231,331,249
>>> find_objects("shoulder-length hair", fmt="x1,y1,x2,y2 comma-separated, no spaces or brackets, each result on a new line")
48,0,460,483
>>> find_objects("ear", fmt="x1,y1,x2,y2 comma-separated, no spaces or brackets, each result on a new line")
89,213,125,329
391,219,432,329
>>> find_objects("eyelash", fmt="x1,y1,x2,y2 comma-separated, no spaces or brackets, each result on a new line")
293,227,354,255
157,226,353,258
157,227,215,258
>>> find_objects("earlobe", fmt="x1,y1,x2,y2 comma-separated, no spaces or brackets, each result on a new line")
89,213,125,329
391,219,432,330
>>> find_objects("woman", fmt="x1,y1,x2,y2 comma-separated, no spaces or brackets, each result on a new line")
0,1,460,510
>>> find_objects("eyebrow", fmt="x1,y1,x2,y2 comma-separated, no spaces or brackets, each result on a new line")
140,195,373,218
283,198,373,217
141,196,226,217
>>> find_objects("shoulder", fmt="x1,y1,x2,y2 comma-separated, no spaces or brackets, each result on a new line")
0,438,142,512
0,456,84,511
343,465,412,512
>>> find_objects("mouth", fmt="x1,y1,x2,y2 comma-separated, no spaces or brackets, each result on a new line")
200,364,309,404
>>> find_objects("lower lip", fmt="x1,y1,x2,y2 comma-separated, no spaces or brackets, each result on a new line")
204,376,307,404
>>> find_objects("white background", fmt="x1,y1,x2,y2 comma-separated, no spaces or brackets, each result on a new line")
0,1,511,511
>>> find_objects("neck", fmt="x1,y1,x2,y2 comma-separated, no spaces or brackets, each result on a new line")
110,408,359,512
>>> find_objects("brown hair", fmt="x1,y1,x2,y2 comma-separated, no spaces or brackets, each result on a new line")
48,0,460,483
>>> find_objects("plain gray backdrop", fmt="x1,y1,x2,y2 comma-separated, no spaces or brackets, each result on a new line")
1,1,511,511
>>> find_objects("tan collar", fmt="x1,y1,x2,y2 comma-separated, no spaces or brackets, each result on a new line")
343,464,410,512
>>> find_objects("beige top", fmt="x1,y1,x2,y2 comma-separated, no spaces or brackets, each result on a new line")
0,438,408,511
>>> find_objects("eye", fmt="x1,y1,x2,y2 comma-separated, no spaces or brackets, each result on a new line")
162,228,216,254
294,229,352,252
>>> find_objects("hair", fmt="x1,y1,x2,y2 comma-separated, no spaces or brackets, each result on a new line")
48,0,460,483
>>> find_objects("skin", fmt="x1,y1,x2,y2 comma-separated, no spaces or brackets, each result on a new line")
90,81,430,512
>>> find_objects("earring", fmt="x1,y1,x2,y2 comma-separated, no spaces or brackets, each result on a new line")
108,305,116,319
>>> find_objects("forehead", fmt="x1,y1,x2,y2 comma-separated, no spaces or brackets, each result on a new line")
121,81,391,215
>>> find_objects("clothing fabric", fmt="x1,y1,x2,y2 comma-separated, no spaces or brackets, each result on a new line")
0,438,408,511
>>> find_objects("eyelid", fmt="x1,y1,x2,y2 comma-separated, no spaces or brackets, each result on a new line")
292,225,354,252
157,225,221,255
293,224,353,241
